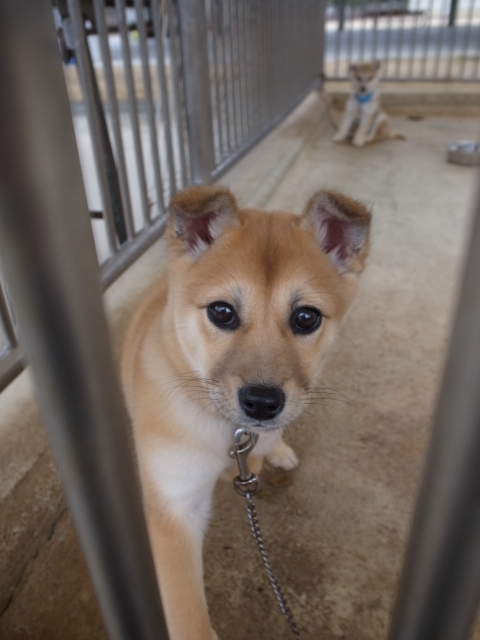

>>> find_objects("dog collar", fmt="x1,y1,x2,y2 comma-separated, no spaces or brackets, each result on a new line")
356,92,373,104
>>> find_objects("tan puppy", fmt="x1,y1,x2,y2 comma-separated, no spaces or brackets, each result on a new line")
333,62,404,147
121,185,371,640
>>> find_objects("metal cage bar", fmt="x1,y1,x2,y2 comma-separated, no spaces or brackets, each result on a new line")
150,0,176,199
388,183,480,640
0,2,170,639
69,0,120,253
115,0,150,225
176,0,215,184
92,0,135,241
134,0,165,216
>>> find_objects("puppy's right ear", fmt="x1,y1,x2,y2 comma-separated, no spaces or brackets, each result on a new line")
168,185,238,258
349,64,357,75
300,190,371,275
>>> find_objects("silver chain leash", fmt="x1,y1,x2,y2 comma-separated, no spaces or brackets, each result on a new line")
230,428,304,640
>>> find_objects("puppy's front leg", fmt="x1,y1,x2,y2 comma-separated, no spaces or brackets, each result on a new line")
352,106,377,147
332,98,358,142
145,496,218,640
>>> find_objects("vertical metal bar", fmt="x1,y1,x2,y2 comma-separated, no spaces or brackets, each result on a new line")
234,0,247,141
219,0,234,152
225,0,240,148
459,0,476,78
334,0,342,76
240,0,253,138
449,0,459,26
338,0,346,30
395,5,408,77
264,0,272,120
68,0,118,254
252,0,263,131
318,0,327,84
134,0,165,215
92,0,135,240
446,0,461,77
346,0,355,77
0,282,17,348
408,0,422,78
388,184,480,640
176,0,215,184
383,2,394,77
0,2,170,639
434,0,451,77
420,0,436,78
166,0,188,188
115,0,150,225
211,0,226,161
473,8,480,78
359,0,368,62
150,0,176,197
231,0,245,143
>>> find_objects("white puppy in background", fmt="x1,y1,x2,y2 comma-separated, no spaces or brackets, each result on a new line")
333,62,405,147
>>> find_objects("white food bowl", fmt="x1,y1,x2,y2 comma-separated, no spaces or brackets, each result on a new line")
446,141,480,166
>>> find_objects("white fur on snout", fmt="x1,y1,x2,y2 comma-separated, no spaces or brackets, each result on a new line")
266,438,299,470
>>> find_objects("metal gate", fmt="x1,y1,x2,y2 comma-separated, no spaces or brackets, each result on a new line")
324,0,480,80
3,3,480,640
0,0,325,395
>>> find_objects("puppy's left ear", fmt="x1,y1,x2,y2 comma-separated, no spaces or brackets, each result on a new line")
374,60,381,72
300,190,371,274
168,185,238,258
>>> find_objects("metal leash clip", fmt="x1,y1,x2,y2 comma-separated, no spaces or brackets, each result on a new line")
229,427,304,640
229,428,260,497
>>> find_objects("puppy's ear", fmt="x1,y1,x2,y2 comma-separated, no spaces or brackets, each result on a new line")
300,190,371,274
374,60,381,72
349,63,357,75
168,185,238,258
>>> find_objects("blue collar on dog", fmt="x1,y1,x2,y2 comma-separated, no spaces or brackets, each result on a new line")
356,92,373,104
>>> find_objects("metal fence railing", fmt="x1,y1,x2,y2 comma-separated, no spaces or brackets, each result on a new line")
205,0,324,178
324,0,480,80
0,0,325,394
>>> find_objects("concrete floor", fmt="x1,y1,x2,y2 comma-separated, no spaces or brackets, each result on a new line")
1,95,480,639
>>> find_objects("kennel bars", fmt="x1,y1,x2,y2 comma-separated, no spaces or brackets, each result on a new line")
0,0,325,395
0,1,169,639
324,0,480,80
3,2,480,640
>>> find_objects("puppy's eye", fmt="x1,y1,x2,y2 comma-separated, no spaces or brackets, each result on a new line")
290,306,322,335
207,301,239,330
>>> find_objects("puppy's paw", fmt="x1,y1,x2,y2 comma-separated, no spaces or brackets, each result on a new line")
332,132,346,143
266,439,299,470
352,135,366,147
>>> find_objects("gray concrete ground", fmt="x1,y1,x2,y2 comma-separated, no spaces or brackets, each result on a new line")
1,92,480,639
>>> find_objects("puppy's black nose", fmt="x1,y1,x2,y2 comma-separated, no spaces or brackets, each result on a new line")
238,385,285,421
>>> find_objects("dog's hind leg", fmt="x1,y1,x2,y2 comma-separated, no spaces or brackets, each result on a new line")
366,112,405,143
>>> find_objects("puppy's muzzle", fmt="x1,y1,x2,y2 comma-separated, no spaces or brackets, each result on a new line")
238,385,285,422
